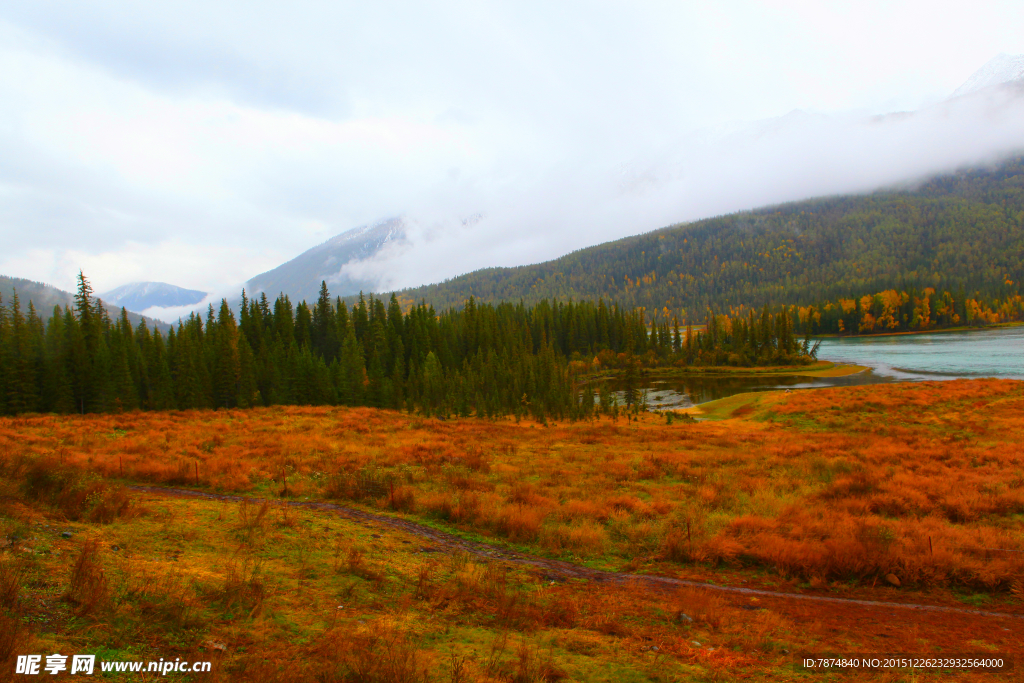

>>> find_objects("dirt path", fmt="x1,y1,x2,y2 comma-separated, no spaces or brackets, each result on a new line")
130,485,1024,621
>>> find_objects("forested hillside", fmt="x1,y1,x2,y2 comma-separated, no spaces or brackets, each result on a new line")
393,157,1024,322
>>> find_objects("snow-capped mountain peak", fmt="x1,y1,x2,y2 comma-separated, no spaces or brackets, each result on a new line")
246,217,408,303
952,53,1024,98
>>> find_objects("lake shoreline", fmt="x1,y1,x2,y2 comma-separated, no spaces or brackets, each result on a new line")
814,321,1024,339
634,360,869,378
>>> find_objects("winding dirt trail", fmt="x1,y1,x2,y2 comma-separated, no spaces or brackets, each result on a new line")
130,485,1024,622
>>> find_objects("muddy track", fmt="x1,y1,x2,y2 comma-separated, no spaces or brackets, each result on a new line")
129,485,1024,621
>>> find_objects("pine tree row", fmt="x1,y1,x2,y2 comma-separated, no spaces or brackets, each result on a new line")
0,274,810,419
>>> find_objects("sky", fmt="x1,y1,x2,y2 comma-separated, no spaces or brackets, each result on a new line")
2,0,1024,317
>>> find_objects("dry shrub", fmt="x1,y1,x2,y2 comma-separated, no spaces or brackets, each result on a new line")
388,485,416,512
344,547,385,583
450,492,481,523
23,457,135,522
751,609,790,650
82,485,135,523
702,536,744,564
0,610,24,676
634,456,664,480
696,484,719,507
420,492,455,520
461,448,491,473
559,499,604,523
236,499,270,545
821,472,878,501
277,507,298,528
507,483,551,507
65,539,109,615
605,461,633,482
0,449,28,480
662,529,691,562
22,455,66,499
495,505,543,542
136,571,202,630
321,620,430,683
0,559,20,609
232,657,307,683
325,468,393,502
538,594,578,628
674,587,727,631
508,641,568,683
605,495,641,514
541,522,607,554
413,564,436,601
220,547,266,617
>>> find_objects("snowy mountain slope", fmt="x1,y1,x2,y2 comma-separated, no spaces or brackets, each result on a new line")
952,53,1024,97
246,217,407,304
100,282,207,311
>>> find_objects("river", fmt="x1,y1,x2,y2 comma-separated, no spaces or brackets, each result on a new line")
608,325,1024,410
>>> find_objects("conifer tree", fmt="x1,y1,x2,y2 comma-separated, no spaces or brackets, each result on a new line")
338,326,365,405
213,300,241,409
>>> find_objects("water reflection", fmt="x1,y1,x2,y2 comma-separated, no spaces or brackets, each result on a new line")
603,369,892,410
602,325,1024,408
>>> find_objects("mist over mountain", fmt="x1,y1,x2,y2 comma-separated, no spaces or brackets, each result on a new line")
238,54,1024,312
100,282,207,311
384,156,1024,318
246,217,406,304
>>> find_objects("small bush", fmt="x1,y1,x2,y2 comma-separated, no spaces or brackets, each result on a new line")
388,485,416,512
541,522,606,554
323,621,430,683
220,547,266,617
136,572,202,630
495,505,543,542
325,467,393,502
23,457,134,522
65,539,109,615
236,499,270,545
674,587,727,631
0,610,24,675
0,559,21,608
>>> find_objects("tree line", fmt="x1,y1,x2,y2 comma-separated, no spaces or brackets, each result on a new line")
0,274,812,419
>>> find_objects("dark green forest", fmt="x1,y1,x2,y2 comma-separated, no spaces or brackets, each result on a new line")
0,274,811,419
392,157,1024,321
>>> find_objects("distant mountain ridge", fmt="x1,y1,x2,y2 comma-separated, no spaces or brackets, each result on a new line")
100,282,207,311
246,217,406,304
0,275,170,331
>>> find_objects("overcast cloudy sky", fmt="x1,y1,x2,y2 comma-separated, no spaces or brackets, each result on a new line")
2,1,1024,303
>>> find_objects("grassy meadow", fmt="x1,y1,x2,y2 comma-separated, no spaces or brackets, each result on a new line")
2,379,1024,680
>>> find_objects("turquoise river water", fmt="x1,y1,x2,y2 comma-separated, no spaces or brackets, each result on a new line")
609,325,1024,410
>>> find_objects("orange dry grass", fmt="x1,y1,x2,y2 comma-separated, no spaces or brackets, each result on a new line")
2,379,1024,591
